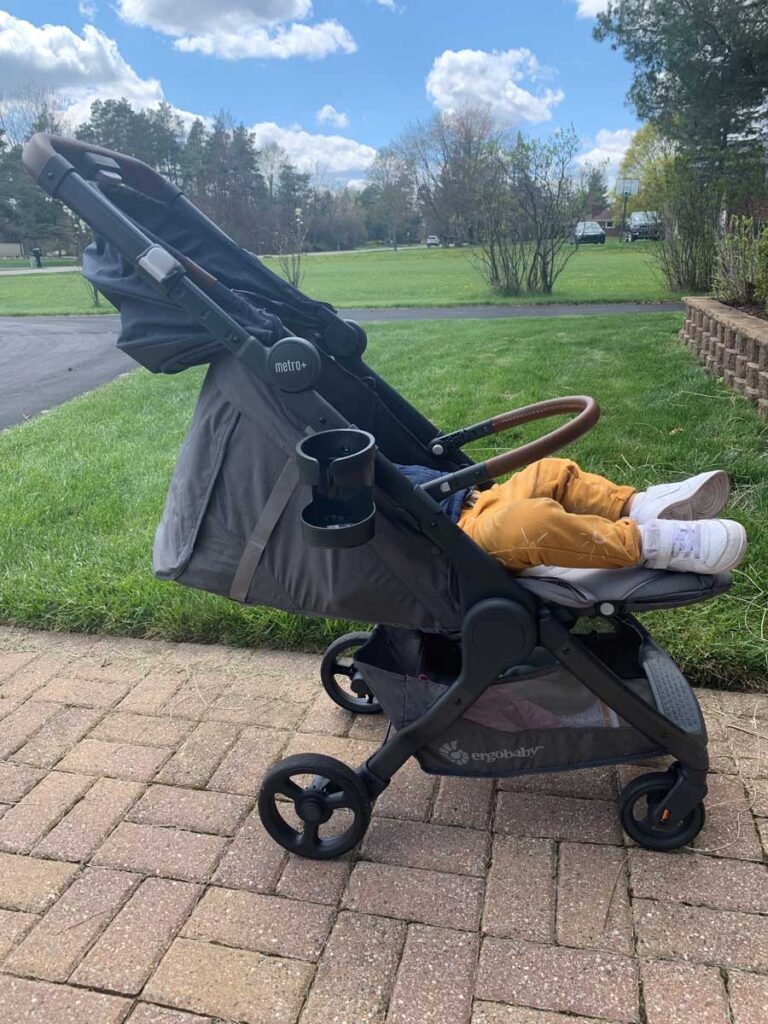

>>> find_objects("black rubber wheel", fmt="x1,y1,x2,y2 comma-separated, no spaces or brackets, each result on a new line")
619,771,705,851
321,632,382,714
258,753,371,859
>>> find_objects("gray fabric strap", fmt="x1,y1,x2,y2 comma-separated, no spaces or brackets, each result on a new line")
229,459,300,603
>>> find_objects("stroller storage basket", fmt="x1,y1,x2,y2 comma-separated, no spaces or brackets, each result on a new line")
355,624,703,778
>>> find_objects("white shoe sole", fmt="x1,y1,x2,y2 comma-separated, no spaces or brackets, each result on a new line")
657,470,731,521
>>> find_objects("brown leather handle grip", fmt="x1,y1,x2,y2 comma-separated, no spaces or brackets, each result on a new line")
22,133,179,202
484,396,600,478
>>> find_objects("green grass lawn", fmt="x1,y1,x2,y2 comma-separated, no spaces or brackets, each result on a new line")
0,257,78,269
0,240,682,315
0,312,765,689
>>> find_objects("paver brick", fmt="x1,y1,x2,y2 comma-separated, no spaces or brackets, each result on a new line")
276,854,351,905
155,720,240,788
557,842,632,954
728,970,768,1024
35,777,144,862
0,702,59,759
497,765,616,800
0,908,38,959
0,657,64,699
0,771,93,853
0,761,45,802
640,959,729,1024
472,1006,608,1024
128,785,252,836
161,678,229,720
297,692,353,737
495,791,622,845
431,776,495,830
72,878,202,994
128,1007,214,1024
374,760,437,821
477,937,639,1023
634,898,768,970
0,651,37,682
92,821,227,882
9,707,103,768
344,861,483,930
207,726,288,795
300,911,406,1024
118,673,186,715
4,867,138,982
0,852,78,912
34,675,131,708
0,696,24,721
387,924,479,1024
91,711,195,748
361,817,488,876
746,778,768,816
206,690,307,730
0,975,131,1023
56,738,172,782
212,820,287,892
630,848,768,913
183,887,334,961
144,937,313,1023
483,836,555,942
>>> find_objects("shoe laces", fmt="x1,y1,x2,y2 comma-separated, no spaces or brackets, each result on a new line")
671,522,701,560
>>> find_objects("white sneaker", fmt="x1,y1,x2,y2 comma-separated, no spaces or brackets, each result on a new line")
629,470,730,525
639,518,747,574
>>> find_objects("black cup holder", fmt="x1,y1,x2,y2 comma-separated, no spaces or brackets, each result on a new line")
296,429,376,548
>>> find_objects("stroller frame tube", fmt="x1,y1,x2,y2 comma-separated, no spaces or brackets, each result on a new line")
24,134,710,832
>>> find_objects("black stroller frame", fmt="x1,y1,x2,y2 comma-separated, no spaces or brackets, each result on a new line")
24,134,717,859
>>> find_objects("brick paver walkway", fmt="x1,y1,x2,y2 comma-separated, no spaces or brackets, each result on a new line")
0,626,766,1024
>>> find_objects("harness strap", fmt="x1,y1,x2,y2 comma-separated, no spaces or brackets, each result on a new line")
229,459,300,602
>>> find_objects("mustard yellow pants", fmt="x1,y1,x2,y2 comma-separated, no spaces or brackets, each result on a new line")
458,458,642,571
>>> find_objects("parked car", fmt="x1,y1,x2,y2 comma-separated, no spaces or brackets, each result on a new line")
626,211,660,241
573,221,606,244
425,235,440,247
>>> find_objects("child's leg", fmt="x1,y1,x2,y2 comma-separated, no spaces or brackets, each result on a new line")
459,495,642,571
493,457,636,522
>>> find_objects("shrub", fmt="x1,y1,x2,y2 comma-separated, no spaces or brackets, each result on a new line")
756,229,768,310
713,216,759,306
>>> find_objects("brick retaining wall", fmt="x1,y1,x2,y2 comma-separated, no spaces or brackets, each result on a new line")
680,297,768,420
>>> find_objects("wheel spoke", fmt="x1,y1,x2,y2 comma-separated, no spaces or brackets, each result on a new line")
325,790,355,811
331,660,356,679
297,820,320,849
274,779,303,802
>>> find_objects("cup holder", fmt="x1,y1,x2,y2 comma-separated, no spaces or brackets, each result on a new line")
296,429,376,548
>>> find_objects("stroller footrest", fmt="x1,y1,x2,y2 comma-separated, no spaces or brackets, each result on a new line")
641,644,703,734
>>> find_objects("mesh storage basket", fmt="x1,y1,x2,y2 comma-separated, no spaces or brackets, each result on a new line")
355,624,665,777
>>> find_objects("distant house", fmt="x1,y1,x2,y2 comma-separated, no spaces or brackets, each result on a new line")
592,208,618,235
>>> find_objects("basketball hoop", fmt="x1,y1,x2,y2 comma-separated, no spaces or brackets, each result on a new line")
614,177,640,240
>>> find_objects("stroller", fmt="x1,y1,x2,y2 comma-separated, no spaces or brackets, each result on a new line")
24,134,727,859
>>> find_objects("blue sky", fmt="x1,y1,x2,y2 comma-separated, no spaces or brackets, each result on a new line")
0,1,639,180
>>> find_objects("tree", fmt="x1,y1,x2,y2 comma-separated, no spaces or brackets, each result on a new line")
475,127,587,296
366,147,416,250
595,1,768,191
582,164,610,215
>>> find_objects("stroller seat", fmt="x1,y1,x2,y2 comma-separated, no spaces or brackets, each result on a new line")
517,565,731,612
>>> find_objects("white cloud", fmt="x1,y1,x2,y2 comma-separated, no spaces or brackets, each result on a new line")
117,0,356,61
577,128,634,178
426,48,564,125
374,0,401,9
346,177,368,190
572,0,606,17
0,11,163,122
79,1,98,19
250,121,376,174
316,103,349,129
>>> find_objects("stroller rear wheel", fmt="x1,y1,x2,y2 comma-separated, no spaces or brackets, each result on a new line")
619,770,705,850
321,632,382,714
258,753,372,859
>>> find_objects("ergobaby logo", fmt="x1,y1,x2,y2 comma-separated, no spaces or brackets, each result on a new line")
274,359,308,374
439,739,544,766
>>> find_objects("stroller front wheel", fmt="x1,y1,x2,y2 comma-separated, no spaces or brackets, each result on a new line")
619,770,705,851
259,753,371,859
321,632,382,714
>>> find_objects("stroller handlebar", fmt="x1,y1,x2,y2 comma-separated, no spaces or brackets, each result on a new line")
22,133,180,203
422,395,600,500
